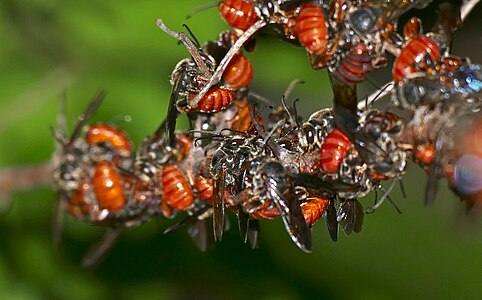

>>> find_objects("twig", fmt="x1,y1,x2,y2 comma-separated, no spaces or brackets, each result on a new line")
0,161,53,211
461,0,481,21
188,19,267,109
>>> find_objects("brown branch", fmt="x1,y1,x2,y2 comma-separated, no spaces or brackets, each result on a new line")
0,161,54,211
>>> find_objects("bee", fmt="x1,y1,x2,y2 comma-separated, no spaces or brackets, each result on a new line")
232,159,313,252
52,93,156,268
392,35,440,82
158,21,254,112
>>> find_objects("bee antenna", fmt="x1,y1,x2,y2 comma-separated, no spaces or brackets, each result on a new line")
248,103,266,136
156,19,211,78
366,179,397,214
189,129,223,138
219,128,247,136
185,1,219,20
247,103,273,135
361,81,394,109
386,193,402,214
283,79,304,100
292,99,301,127
193,137,204,147
182,23,201,48
398,178,407,199
248,91,274,105
281,95,297,127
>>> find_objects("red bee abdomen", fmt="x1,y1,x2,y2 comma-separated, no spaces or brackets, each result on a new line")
250,201,280,220
195,88,236,112
67,180,93,219
319,129,351,173
296,4,327,56
229,98,262,133
393,36,440,82
175,133,192,160
219,0,260,31
161,164,194,211
415,144,436,166
333,43,373,84
93,161,126,211
301,197,330,226
223,54,254,88
86,124,132,156
195,176,214,204
403,17,422,41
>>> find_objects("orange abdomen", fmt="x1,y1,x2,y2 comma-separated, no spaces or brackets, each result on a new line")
403,17,422,41
195,88,236,112
86,124,132,156
175,133,192,160
161,164,194,211
219,0,260,31
393,36,440,82
195,176,214,205
92,161,126,211
296,4,327,56
319,129,351,173
223,54,254,89
250,201,280,220
333,43,373,84
67,180,93,219
415,144,436,166
229,99,262,133
301,197,330,226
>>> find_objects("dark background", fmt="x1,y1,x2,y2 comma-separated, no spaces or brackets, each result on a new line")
0,0,481,299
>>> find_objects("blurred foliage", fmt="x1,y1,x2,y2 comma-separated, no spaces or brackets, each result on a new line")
0,0,482,299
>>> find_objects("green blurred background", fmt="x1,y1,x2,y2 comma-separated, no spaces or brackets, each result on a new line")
0,0,481,299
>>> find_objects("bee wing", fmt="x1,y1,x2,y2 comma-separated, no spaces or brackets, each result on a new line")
68,91,106,145
166,80,181,147
163,205,210,234
268,179,312,253
382,0,432,23
425,132,444,205
337,199,364,235
81,227,123,270
52,191,65,247
247,218,260,249
325,197,338,242
236,206,249,243
187,219,212,252
236,207,260,249
290,173,357,194
213,168,226,242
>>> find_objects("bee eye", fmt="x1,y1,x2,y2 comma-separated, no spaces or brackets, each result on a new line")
306,128,315,144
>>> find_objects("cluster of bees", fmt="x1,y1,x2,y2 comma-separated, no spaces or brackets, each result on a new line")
52,0,482,267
